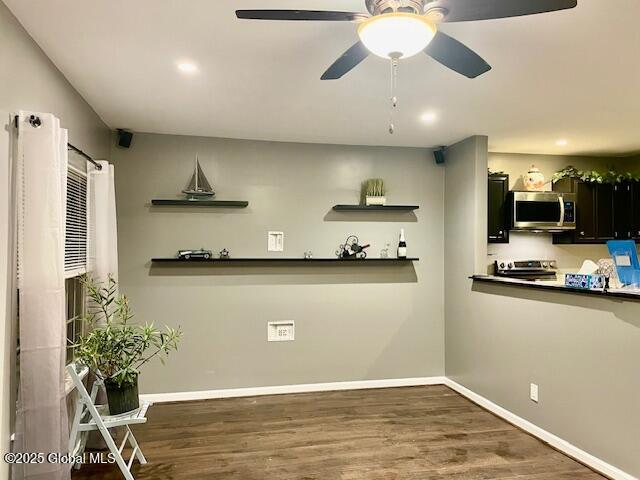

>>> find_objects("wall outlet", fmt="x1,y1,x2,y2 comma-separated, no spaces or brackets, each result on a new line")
530,383,539,403
268,321,294,342
268,231,284,252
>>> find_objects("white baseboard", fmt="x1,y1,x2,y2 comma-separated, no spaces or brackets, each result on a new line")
140,376,446,404
443,378,637,480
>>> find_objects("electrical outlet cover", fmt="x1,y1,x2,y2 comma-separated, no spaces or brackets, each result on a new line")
268,321,294,341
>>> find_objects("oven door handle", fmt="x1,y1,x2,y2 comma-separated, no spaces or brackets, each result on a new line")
558,196,565,227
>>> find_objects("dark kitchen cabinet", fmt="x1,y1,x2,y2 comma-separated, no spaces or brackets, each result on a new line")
614,183,633,239
614,181,640,240
596,184,614,241
632,182,640,240
488,174,509,243
553,178,614,244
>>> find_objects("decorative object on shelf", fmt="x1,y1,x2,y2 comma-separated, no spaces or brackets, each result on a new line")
219,248,231,259
552,165,640,185
523,165,546,191
182,155,215,199
363,178,386,206
304,250,313,259
176,248,212,260
488,168,505,175
397,229,407,259
75,275,182,414
380,242,390,259
335,235,370,259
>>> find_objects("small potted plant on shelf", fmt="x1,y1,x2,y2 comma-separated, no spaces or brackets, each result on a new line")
75,275,182,415
363,178,386,206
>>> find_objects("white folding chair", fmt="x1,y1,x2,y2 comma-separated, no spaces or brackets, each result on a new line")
67,363,152,480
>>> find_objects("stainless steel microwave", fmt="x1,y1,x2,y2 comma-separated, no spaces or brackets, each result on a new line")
510,191,577,231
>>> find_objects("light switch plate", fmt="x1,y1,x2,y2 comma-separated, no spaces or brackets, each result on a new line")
268,321,294,342
268,231,284,252
530,383,539,403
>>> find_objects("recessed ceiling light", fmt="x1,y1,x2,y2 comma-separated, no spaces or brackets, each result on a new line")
556,139,569,146
420,111,438,124
177,62,198,74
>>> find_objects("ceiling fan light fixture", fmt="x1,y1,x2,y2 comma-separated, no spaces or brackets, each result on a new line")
357,12,436,59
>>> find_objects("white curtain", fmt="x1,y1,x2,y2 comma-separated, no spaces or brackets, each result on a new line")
89,160,118,282
13,112,70,480
85,160,118,422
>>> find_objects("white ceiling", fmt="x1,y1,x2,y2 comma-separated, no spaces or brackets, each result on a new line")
6,0,640,155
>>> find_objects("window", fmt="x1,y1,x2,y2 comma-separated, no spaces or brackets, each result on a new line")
65,166,89,363
65,167,89,278
65,276,85,364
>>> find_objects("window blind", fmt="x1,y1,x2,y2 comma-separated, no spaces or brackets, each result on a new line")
65,167,88,277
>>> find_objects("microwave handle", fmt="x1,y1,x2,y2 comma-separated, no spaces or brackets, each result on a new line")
558,196,565,227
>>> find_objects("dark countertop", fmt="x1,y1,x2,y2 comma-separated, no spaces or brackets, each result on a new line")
471,274,640,302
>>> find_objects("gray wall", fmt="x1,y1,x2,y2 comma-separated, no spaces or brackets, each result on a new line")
446,145,640,477
111,132,445,394
0,1,110,476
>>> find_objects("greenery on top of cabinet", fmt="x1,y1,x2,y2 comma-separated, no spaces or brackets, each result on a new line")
552,166,640,185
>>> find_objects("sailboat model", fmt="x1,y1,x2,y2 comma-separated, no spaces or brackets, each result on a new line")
182,156,215,199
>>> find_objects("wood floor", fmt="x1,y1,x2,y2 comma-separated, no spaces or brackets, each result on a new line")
72,385,605,480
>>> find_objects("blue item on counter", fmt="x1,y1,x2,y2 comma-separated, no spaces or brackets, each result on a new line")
565,273,605,290
606,240,640,286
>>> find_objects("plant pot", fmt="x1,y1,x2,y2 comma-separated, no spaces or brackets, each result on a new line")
365,196,386,206
105,377,140,415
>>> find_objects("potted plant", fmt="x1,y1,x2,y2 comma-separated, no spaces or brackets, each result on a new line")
75,275,182,414
363,178,386,206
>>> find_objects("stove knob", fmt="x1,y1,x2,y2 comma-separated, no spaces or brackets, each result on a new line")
542,261,548,268
507,263,513,269
499,262,505,269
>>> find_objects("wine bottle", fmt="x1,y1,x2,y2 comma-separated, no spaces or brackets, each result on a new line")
397,229,407,259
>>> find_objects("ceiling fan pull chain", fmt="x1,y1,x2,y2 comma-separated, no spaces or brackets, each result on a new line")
388,56,399,134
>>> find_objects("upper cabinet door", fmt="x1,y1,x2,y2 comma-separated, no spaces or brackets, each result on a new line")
488,174,509,244
613,183,633,240
575,181,597,243
631,182,640,241
595,184,615,241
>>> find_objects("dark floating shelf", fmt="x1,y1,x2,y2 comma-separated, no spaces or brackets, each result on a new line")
151,199,248,208
332,205,419,211
152,257,418,264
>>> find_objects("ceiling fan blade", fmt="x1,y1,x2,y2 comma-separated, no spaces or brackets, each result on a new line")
235,10,367,21
321,42,370,80
424,32,491,78
431,0,577,23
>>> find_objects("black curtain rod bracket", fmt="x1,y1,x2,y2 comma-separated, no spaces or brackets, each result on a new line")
13,114,103,171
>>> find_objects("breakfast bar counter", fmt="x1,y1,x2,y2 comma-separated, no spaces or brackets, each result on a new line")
471,275,640,302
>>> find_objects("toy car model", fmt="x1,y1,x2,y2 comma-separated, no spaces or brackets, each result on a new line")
176,249,212,260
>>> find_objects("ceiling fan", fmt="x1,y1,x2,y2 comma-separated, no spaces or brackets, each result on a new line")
236,0,577,80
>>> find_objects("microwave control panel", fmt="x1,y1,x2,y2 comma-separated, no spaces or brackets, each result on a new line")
563,201,575,222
